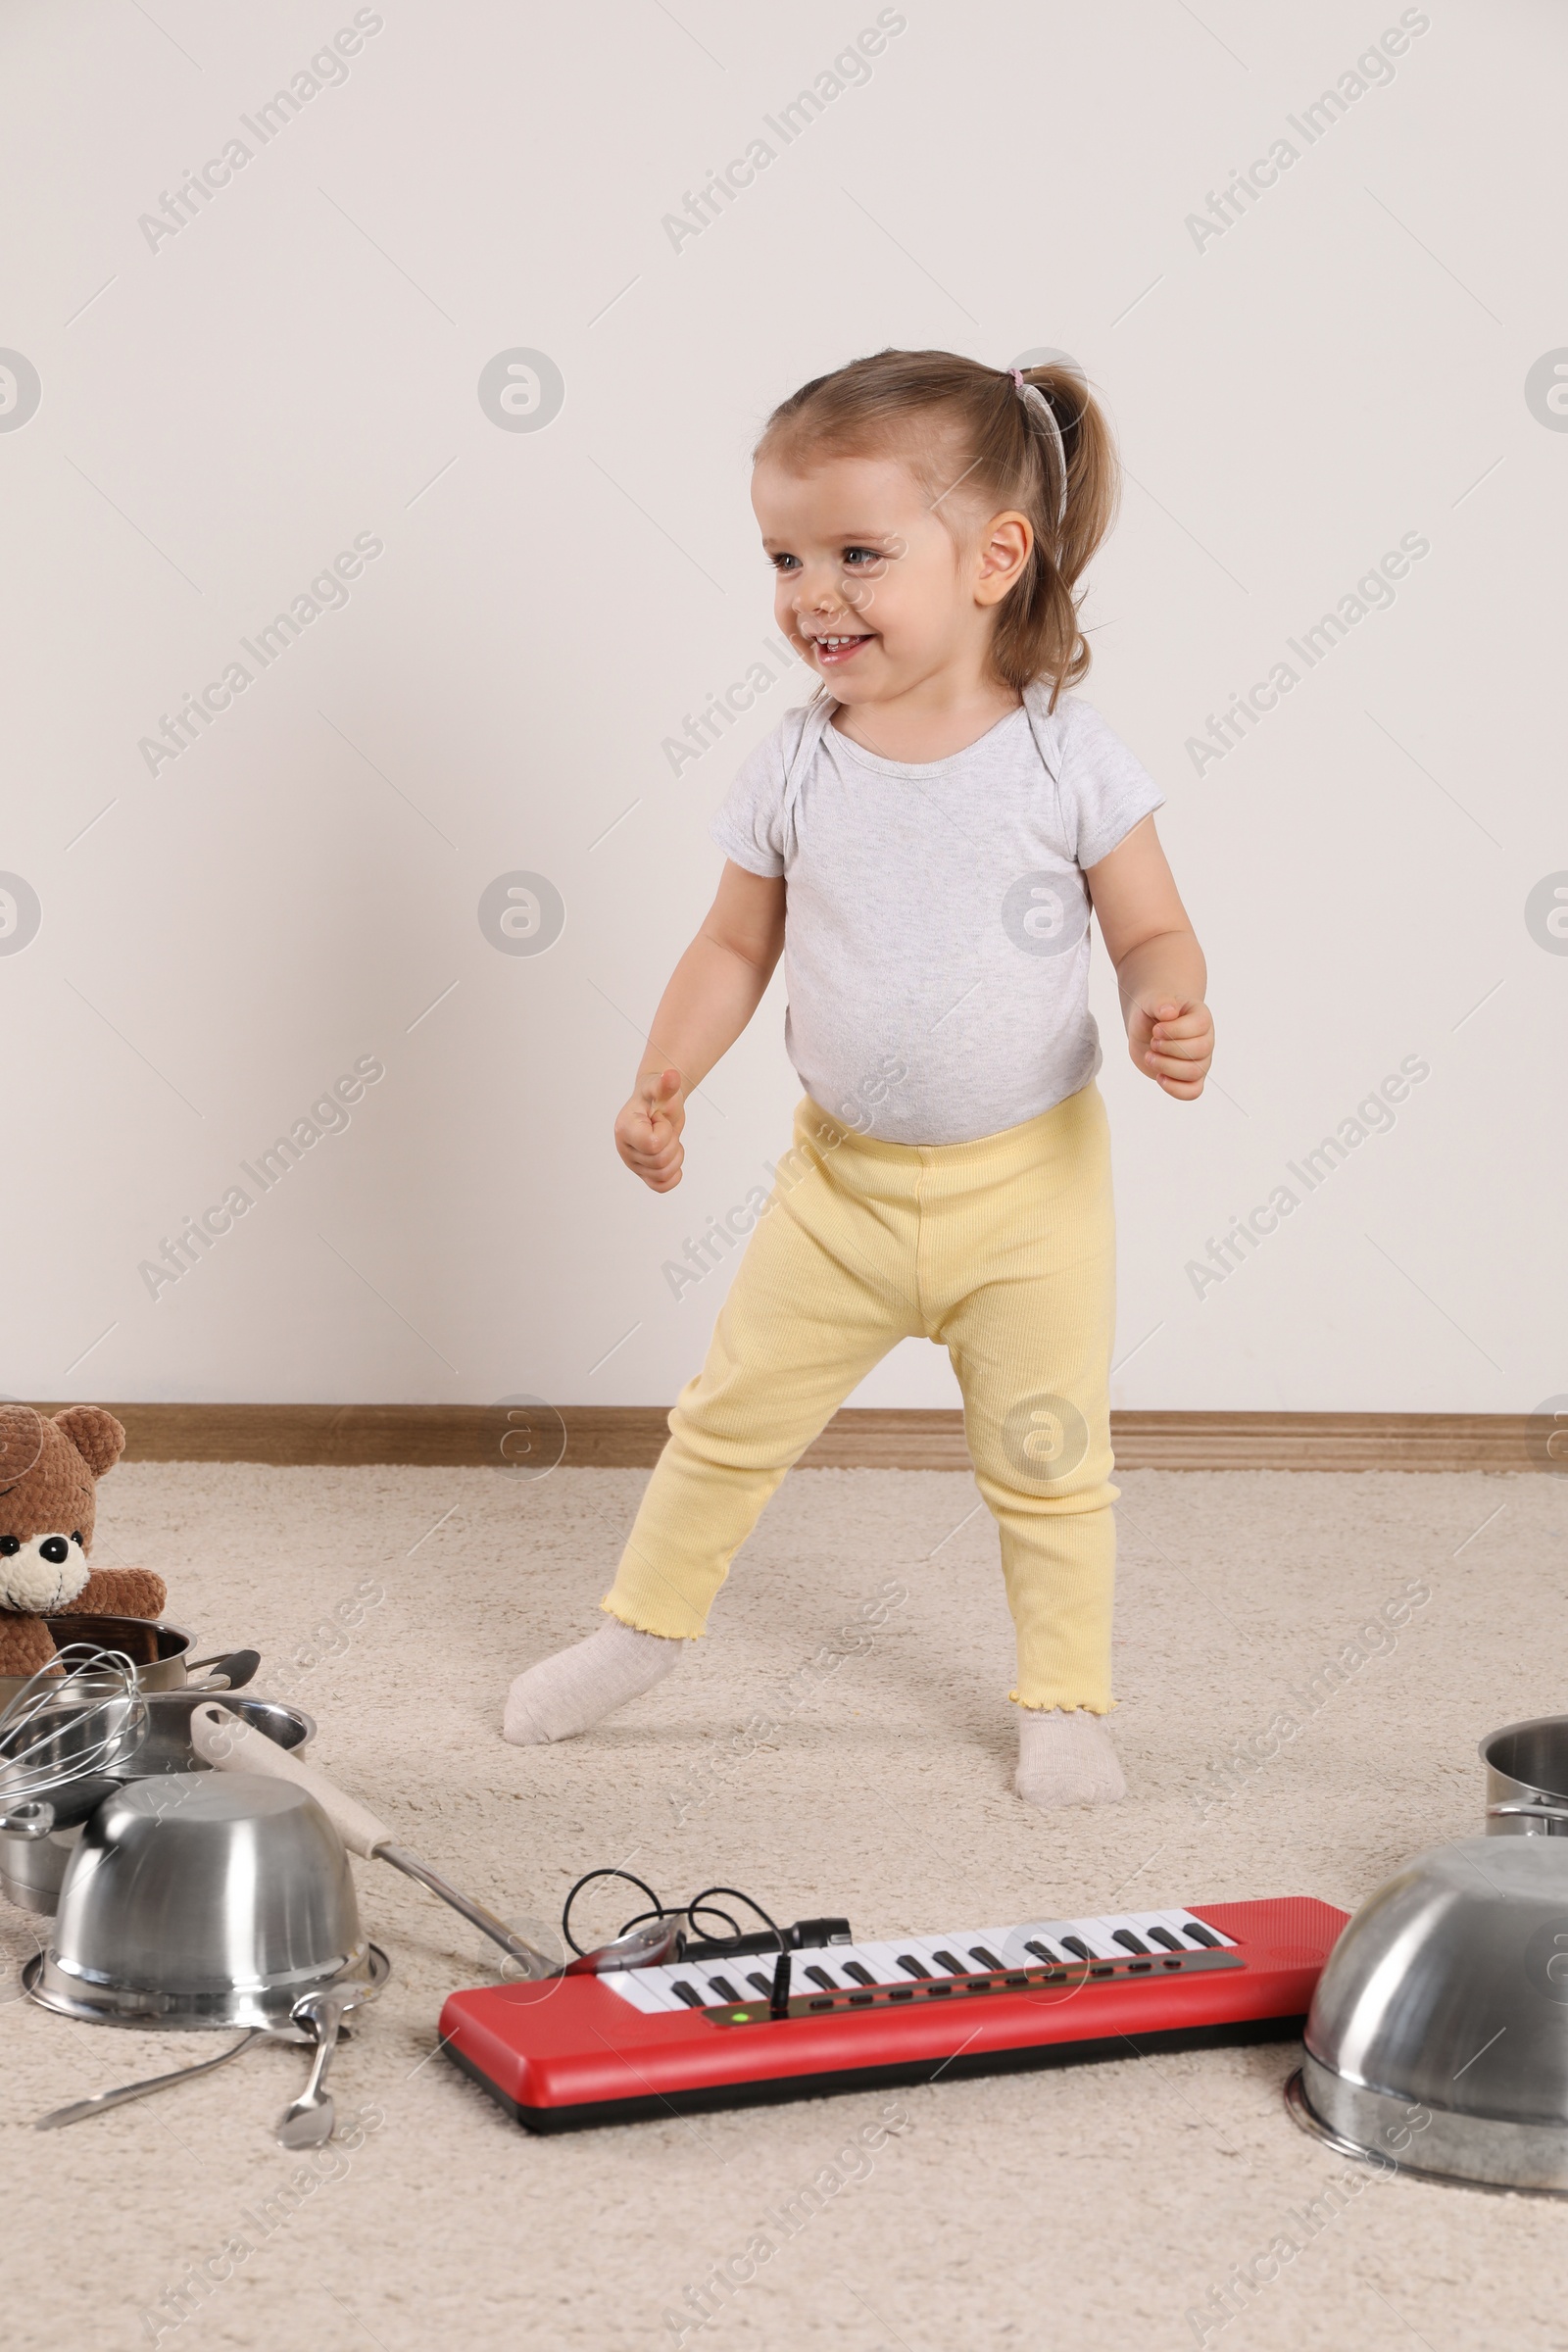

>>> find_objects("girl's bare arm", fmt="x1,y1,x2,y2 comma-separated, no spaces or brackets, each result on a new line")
1086,815,1213,1101
615,861,787,1191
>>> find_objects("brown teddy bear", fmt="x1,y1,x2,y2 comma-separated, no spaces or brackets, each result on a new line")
0,1405,166,1678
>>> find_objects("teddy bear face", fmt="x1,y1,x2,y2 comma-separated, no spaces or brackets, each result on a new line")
0,1529,92,1614
0,1404,119,1618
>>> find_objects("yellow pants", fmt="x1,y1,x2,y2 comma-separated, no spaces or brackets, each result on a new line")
603,1082,1118,1711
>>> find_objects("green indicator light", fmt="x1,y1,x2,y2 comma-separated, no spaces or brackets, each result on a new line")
731,2009,751,2021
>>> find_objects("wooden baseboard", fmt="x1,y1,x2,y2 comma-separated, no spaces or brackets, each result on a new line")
32,1403,1558,1473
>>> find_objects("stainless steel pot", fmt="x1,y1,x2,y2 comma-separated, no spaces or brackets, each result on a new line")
0,1695,315,1915
1289,1836,1568,2194
1483,1716,1568,1837
25,1772,385,2032
0,1618,255,1712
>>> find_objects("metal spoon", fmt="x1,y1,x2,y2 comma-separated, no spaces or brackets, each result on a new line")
34,2031,262,2131
273,1983,362,2148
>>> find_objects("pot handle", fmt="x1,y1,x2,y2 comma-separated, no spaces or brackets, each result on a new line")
1488,1799,1568,1826
185,1648,261,1692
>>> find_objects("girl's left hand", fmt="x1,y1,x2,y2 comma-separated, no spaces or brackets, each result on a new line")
1128,996,1213,1098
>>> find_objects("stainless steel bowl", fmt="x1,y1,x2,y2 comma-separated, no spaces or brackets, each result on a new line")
115,1691,314,1780
26,1771,379,2031
0,1695,316,1915
1483,1716,1568,1838
1290,1836,1568,2193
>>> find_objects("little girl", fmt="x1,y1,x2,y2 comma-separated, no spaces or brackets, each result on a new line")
506,348,1213,1807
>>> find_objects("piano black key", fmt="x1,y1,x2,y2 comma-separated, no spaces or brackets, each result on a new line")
842,1962,876,1987
1111,1931,1151,1956
930,1950,965,1975
897,1955,933,1980
745,1973,773,1997
1183,1924,1220,1949
707,1975,741,2003
1146,1927,1183,1953
1059,1937,1092,1962
968,1946,1004,1971
670,1981,706,2008
804,1966,838,1991
1023,1939,1061,1964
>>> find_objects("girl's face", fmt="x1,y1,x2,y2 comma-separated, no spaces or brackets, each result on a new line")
752,449,1030,707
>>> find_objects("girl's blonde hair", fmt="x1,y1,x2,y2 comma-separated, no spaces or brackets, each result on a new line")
756,347,1118,708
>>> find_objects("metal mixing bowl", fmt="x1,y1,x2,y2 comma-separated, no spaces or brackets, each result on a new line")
25,1771,379,2031
1289,1836,1568,2193
116,1691,314,1780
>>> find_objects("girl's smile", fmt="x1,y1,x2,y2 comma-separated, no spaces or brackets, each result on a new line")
805,629,874,667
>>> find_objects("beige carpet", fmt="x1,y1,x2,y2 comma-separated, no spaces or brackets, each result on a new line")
6,1461,1563,2352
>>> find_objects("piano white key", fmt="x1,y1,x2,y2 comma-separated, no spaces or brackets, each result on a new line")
1120,1909,1179,1940
1170,1909,1231,1947
848,1939,928,1986
956,1930,1015,1970
601,1967,685,2014
988,1923,1061,1967
1052,1918,1121,1960
648,1960,741,2008
1077,1915,1150,1956
682,1962,751,2004
1164,1907,1235,1948
806,1941,922,1988
1123,1908,1194,1953
916,1934,980,1974
789,1947,855,1991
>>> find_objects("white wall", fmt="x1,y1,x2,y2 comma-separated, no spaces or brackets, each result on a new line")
1,0,1562,1415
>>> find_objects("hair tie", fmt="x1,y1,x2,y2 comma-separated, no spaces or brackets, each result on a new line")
1009,368,1068,528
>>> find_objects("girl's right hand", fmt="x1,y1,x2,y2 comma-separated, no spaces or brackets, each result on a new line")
615,1066,686,1191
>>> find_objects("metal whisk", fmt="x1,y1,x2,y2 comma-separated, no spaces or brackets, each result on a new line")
0,1645,148,1827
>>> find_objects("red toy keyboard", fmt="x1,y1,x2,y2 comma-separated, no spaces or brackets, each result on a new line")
440,1896,1348,2132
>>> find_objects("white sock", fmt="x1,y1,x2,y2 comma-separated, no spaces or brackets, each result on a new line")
503,1618,683,1746
1014,1706,1126,1809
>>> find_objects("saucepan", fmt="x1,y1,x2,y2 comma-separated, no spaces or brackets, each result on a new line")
1482,1716,1568,1838
0,1617,259,1710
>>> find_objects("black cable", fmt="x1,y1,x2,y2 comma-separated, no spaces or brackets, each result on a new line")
560,1867,668,1957
560,1869,790,1972
685,1885,783,1952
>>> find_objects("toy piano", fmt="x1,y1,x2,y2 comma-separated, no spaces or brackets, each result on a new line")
441,1894,1348,2132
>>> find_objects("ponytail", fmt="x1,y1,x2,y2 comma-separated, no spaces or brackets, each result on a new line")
997,360,1119,706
